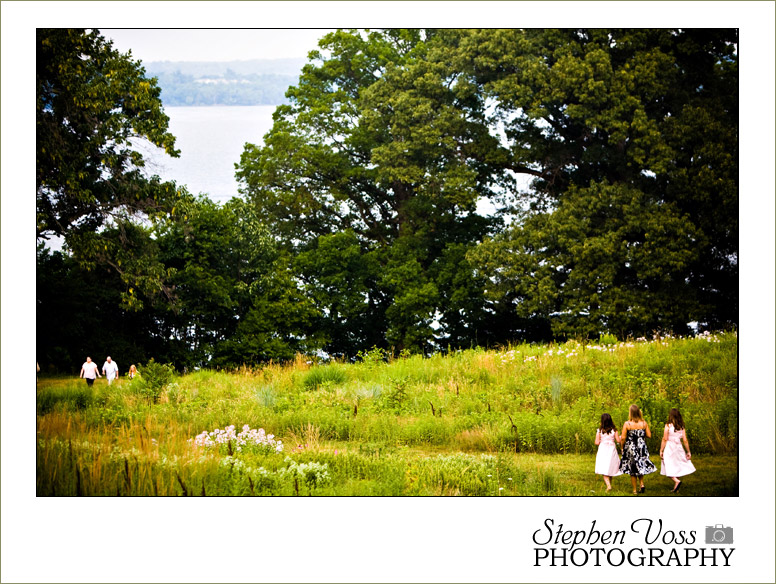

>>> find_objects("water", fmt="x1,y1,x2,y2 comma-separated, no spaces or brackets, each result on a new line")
141,105,502,214
136,105,277,204
46,103,497,253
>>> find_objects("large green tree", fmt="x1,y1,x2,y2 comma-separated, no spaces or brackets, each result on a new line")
153,195,318,367
237,29,514,354
37,194,320,371
467,28,738,337
37,28,181,308
36,237,168,373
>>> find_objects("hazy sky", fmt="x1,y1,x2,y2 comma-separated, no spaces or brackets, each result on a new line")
101,28,335,63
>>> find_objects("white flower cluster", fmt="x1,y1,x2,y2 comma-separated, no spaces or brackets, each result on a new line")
695,330,721,343
218,456,331,490
191,424,284,453
512,331,733,365
500,350,520,364
219,456,269,474
586,342,637,352
158,454,181,470
39,438,95,453
280,457,331,487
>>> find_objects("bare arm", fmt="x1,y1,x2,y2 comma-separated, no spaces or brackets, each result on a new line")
682,432,691,458
594,429,601,446
660,425,668,457
645,422,651,439
621,423,629,443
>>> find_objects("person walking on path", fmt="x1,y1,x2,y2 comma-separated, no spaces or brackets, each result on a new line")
594,413,622,491
102,356,119,385
619,404,657,494
80,357,101,386
660,408,696,493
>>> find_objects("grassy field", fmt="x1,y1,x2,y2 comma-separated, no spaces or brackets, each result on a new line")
36,332,738,496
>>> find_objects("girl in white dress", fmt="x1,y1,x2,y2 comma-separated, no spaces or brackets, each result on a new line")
660,408,696,493
594,413,622,491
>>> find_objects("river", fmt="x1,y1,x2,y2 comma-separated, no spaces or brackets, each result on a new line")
136,105,278,204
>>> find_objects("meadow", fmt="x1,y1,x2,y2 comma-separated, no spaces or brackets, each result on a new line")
36,332,738,496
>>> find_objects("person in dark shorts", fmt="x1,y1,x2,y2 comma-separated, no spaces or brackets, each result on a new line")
80,356,101,386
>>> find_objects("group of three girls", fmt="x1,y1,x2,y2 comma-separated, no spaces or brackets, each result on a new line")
595,405,695,494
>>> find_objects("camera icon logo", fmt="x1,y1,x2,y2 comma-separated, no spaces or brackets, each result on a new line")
705,524,734,544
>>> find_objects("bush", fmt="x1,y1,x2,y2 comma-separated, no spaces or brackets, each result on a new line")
302,365,347,391
136,359,175,404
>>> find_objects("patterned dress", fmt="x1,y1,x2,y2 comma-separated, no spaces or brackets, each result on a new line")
619,427,657,476
660,424,696,478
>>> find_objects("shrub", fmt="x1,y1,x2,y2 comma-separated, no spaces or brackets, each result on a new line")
256,385,277,409
302,365,347,391
599,333,618,346
136,359,175,404
379,377,410,414
355,346,388,366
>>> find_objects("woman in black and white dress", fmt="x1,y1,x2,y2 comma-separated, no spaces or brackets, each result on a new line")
619,404,657,494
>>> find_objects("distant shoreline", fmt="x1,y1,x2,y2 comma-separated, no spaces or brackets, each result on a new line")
162,103,284,107
146,59,302,107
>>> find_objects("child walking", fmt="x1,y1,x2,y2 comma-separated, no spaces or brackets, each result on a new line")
594,413,622,491
660,408,696,492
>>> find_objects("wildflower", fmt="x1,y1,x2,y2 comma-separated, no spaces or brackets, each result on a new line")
191,424,283,454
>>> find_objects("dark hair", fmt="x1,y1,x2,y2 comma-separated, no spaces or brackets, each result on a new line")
667,408,685,431
599,413,616,434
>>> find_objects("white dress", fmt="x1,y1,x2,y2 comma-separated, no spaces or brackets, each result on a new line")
660,424,696,477
595,429,622,476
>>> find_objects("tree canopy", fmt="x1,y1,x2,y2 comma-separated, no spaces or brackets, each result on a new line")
236,28,737,351
467,29,738,337
37,28,738,371
236,29,518,353
37,28,181,308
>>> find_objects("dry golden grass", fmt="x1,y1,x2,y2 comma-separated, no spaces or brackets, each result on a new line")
286,423,324,451
453,428,497,453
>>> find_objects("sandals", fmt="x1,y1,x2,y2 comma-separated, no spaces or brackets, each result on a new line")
672,481,682,493
640,485,646,493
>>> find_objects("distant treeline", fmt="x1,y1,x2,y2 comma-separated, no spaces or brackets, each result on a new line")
145,59,305,106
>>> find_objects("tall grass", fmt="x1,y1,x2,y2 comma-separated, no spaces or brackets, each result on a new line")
37,332,737,495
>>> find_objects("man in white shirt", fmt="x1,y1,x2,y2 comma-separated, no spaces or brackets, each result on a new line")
102,356,119,385
80,356,101,386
